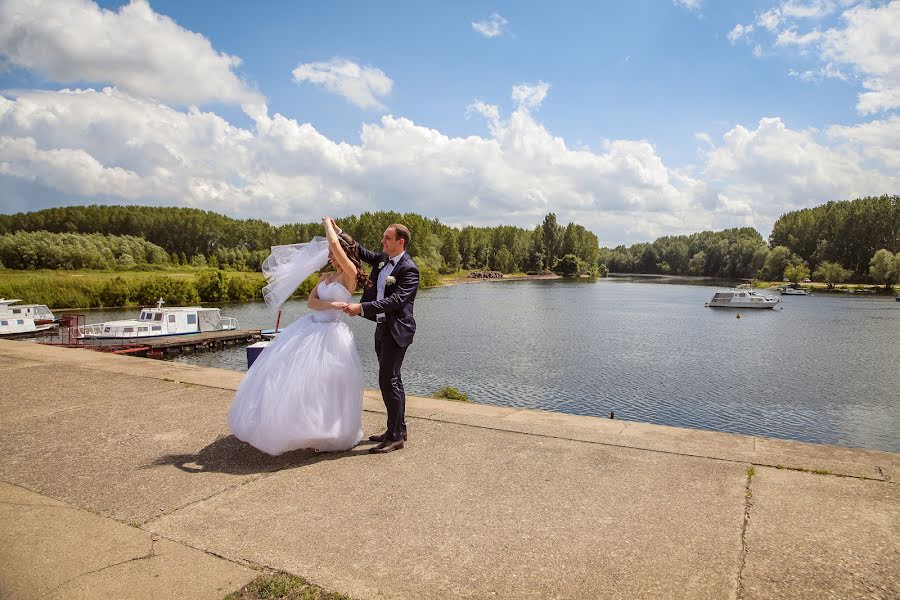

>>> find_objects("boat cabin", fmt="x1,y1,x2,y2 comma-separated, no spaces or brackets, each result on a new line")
0,299,56,325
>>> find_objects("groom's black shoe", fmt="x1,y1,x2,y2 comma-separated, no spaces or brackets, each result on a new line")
369,440,404,454
368,432,407,443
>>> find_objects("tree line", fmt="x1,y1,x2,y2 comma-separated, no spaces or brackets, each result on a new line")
0,231,170,270
598,195,899,284
1,196,896,284
0,206,600,277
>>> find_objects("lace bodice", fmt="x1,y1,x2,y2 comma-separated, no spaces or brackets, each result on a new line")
311,281,353,322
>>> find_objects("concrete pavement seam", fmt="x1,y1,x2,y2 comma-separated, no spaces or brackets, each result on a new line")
735,465,755,600
400,413,896,483
138,471,272,526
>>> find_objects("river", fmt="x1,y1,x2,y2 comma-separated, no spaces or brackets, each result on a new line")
65,279,900,452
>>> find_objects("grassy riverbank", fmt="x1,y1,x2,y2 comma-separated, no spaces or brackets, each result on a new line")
752,280,898,294
0,266,566,310
0,268,266,310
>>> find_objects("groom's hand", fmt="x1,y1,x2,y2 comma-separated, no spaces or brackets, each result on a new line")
342,303,362,316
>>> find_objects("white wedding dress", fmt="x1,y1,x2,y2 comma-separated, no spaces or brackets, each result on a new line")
228,281,364,455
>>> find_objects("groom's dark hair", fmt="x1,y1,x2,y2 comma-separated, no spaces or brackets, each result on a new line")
391,224,411,249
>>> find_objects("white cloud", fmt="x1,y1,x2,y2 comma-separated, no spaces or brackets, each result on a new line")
0,0,263,110
743,1,900,114
511,82,550,110
728,23,753,46
292,58,393,111
828,114,900,169
775,27,823,46
780,0,849,20
702,116,897,232
1,84,897,246
820,2,900,114
757,8,783,31
471,13,509,38
728,24,754,45
0,85,707,244
673,0,702,12
788,62,847,81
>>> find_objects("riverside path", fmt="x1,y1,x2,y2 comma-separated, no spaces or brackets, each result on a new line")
0,339,897,599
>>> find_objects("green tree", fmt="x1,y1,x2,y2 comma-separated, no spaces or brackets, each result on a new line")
812,261,851,289
688,251,707,275
553,254,581,276
195,270,228,302
784,263,810,283
869,249,899,290
493,246,516,273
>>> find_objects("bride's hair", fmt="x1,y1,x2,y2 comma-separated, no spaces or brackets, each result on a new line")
325,233,370,289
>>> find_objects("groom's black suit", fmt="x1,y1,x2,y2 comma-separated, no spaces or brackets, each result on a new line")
357,245,419,442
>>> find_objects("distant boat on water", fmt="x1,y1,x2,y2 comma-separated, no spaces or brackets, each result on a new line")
779,284,811,296
706,290,780,309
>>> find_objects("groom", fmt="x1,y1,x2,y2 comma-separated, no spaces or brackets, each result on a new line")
337,221,419,454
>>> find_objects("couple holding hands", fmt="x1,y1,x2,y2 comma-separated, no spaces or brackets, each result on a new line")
228,217,419,455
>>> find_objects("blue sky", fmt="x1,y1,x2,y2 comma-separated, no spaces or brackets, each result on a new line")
0,0,897,245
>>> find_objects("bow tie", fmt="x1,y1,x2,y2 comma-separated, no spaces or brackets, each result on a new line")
386,258,396,266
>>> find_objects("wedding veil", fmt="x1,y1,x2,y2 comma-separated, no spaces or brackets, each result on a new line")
261,236,330,312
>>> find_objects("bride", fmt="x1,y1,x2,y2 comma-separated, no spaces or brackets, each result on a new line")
228,217,366,455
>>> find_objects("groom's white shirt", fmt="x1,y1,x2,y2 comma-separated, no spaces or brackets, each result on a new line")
366,251,405,321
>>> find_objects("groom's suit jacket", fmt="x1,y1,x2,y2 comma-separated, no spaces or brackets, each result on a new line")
357,244,419,347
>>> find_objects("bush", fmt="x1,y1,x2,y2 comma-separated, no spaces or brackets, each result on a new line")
99,277,131,307
132,276,200,306
226,274,263,302
553,254,581,276
419,266,440,288
432,386,470,402
195,270,228,302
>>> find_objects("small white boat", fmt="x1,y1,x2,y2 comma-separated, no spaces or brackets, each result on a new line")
706,290,780,309
778,285,811,296
73,298,238,339
0,316,57,337
0,299,56,325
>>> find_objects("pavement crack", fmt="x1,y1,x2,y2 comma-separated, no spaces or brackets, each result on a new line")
875,466,891,482
735,465,755,600
37,545,159,599
0,501,81,510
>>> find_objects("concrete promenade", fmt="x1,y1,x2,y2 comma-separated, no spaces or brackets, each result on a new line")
0,339,897,599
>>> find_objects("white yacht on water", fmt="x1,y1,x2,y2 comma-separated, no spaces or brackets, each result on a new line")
779,284,811,296
706,290,780,309
73,298,238,339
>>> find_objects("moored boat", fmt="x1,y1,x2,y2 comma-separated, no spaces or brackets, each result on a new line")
0,316,57,337
778,285,811,296
0,299,56,325
706,290,780,309
73,299,238,339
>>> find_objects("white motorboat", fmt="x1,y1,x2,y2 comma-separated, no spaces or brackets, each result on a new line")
0,299,56,325
778,285,811,296
706,290,780,309
0,316,57,337
73,299,238,339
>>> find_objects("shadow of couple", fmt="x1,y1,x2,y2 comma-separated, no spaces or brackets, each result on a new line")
149,434,377,475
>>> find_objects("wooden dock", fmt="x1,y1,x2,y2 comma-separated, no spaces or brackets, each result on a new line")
141,329,262,357
41,328,262,358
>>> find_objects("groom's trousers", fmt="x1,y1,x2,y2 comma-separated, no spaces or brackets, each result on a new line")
374,324,408,442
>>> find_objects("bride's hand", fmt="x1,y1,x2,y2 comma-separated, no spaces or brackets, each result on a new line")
331,302,348,310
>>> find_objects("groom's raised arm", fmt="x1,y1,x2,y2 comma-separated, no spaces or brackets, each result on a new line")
361,264,419,315
354,241,381,267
